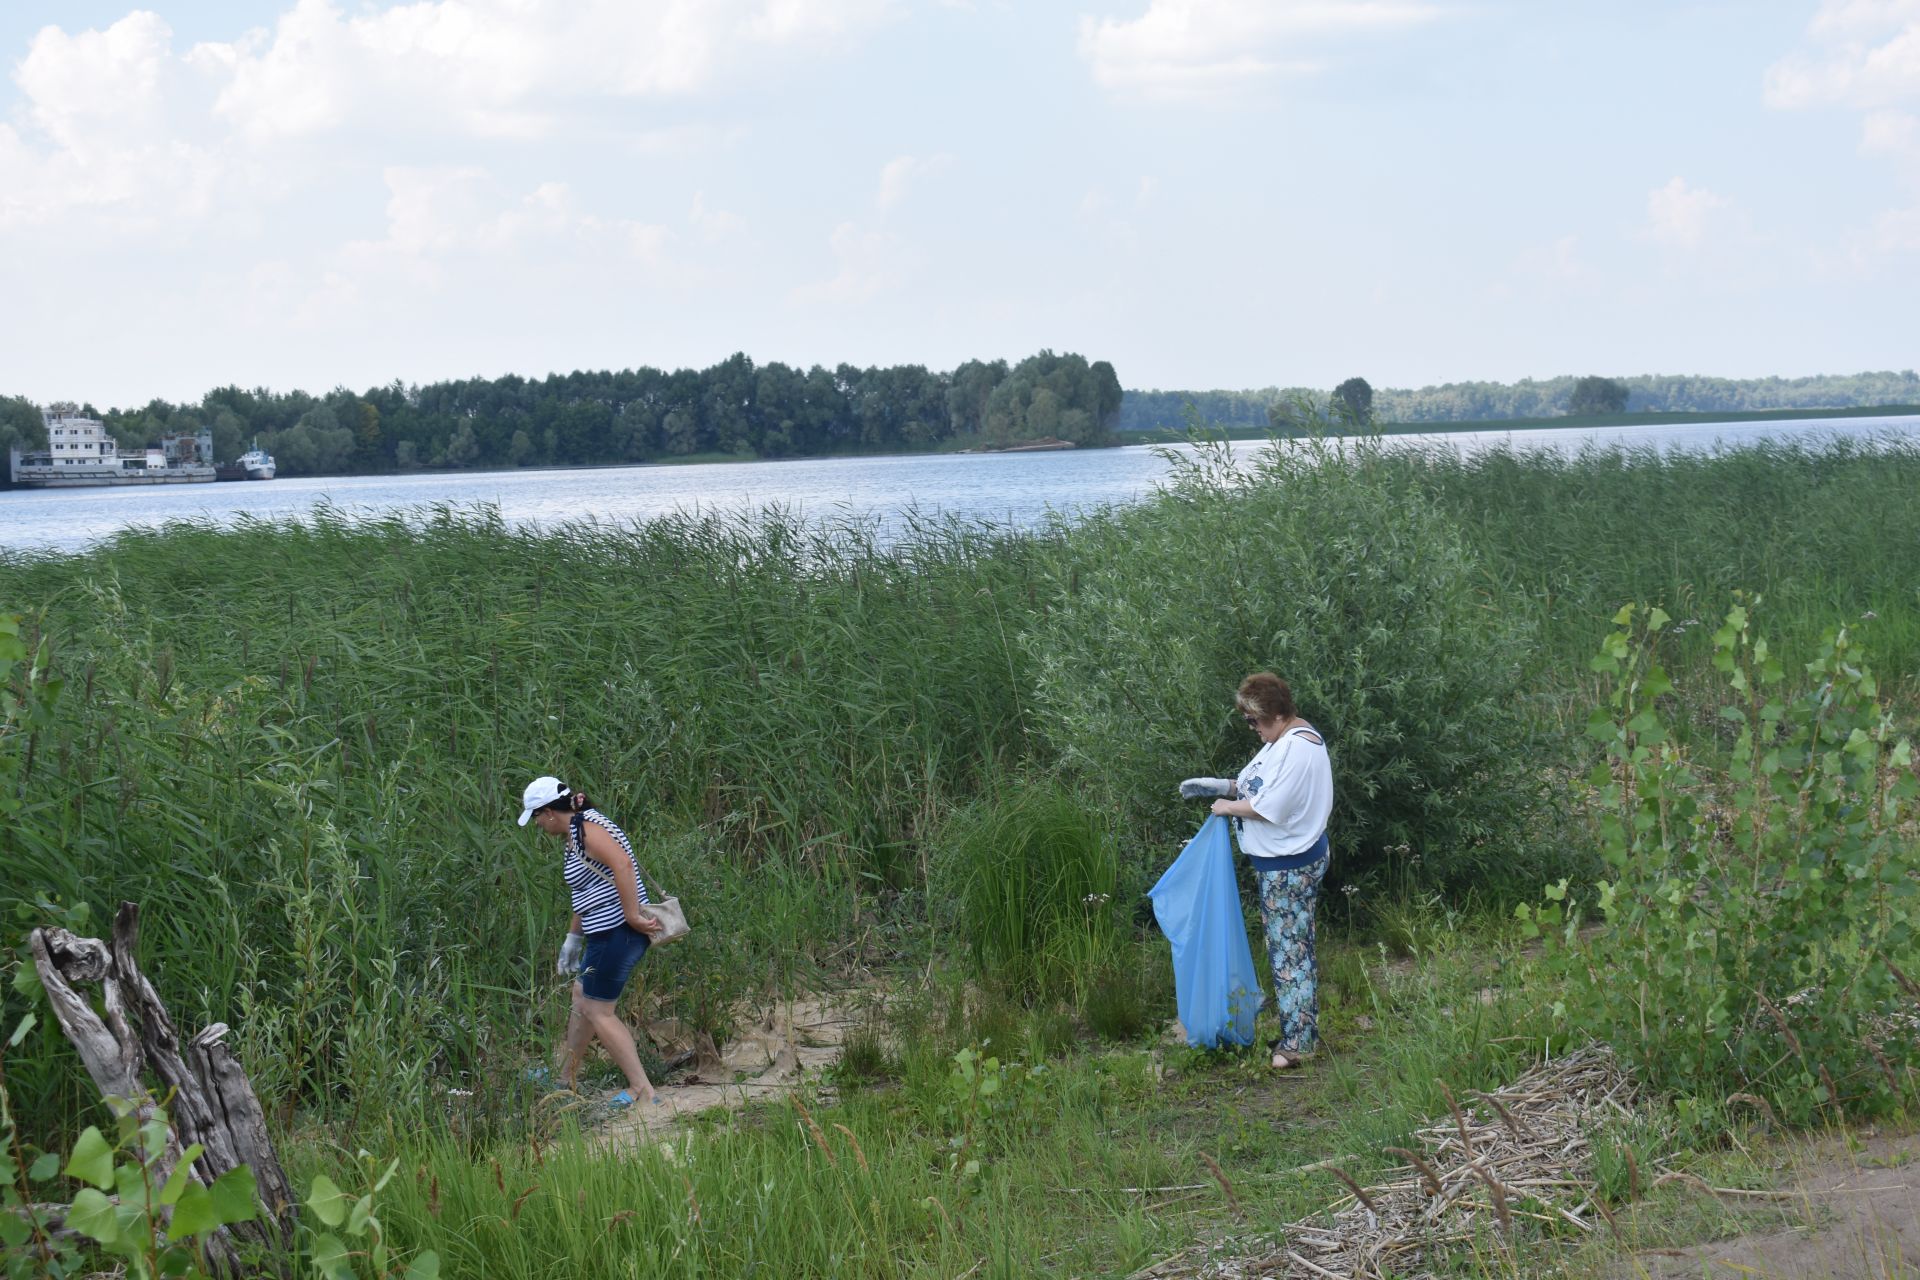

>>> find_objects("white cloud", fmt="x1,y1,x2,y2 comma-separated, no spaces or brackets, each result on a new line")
1766,0,1920,111
1517,235,1597,286
690,191,749,243
0,12,224,228
794,220,917,303
0,2,896,231
1768,1,1920,262
346,166,669,262
198,0,901,143
1078,0,1442,101
1644,177,1729,251
876,153,953,213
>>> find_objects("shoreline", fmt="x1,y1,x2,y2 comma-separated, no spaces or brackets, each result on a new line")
6,403,1919,495
1116,401,1920,443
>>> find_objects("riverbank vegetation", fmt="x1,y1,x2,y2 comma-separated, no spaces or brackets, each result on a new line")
1119,368,1920,432
3,427,1919,1276
0,349,1125,479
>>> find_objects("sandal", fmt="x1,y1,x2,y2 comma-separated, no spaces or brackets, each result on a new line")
607,1090,665,1111
1269,1048,1308,1071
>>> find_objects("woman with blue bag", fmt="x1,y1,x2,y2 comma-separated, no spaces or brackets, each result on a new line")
1181,673,1334,1070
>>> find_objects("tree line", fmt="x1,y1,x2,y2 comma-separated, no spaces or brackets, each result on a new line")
1119,369,1920,431
1,351,1123,479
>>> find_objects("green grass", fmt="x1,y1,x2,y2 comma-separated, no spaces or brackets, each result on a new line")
274,923,1556,1280
4,431,1920,1279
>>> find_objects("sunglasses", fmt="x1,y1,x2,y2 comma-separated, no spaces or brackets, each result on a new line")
1241,713,1261,727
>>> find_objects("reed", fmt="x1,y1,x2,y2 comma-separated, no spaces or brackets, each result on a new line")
3,433,1917,1151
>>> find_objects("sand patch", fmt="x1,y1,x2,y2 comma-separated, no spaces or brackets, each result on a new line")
1624,1129,1920,1280
578,992,871,1144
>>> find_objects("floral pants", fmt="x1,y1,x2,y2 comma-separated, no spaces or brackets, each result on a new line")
1256,857,1325,1053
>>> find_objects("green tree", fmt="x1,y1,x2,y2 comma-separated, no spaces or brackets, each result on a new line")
209,408,246,464
0,397,45,467
354,399,383,466
1332,376,1374,424
1566,375,1629,416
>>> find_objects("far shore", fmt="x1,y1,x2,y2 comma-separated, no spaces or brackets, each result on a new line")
1116,401,1920,444
7,403,1919,492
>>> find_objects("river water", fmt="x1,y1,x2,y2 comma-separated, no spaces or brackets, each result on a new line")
3,414,1917,556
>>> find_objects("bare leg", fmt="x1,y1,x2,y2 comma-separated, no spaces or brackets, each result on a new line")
578,994,655,1102
557,984,596,1087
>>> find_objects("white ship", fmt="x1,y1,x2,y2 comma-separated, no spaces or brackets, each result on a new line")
9,404,217,488
216,440,277,481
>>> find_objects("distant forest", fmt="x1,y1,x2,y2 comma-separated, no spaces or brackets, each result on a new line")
1119,370,1920,432
0,350,1122,478
7,363,1916,482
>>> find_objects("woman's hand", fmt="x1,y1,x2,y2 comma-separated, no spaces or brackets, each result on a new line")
556,932,583,976
632,914,666,938
1210,798,1235,817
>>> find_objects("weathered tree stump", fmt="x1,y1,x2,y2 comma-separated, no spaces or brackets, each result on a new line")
28,901,295,1275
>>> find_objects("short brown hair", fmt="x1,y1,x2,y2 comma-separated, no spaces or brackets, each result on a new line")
1237,672,1295,722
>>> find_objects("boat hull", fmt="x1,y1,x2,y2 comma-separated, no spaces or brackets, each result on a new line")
12,470,217,488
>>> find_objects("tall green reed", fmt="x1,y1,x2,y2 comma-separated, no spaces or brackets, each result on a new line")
4,432,1917,1147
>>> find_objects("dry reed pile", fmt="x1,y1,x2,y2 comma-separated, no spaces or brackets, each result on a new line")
1139,1045,1637,1280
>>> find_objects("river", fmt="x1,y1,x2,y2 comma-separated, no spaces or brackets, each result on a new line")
4,413,1918,556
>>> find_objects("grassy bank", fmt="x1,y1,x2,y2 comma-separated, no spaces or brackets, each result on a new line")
4,429,1919,1275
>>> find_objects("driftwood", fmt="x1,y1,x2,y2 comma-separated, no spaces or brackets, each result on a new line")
29,902,295,1275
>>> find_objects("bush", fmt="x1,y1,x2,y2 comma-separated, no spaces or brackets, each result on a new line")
1023,432,1559,895
1523,602,1920,1122
926,782,1121,997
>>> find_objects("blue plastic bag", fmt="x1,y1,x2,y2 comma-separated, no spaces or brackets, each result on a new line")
1147,815,1263,1048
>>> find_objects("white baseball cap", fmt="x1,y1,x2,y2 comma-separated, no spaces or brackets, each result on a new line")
517,775,570,826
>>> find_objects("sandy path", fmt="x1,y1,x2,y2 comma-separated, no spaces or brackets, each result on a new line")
1628,1131,1920,1280
579,993,866,1145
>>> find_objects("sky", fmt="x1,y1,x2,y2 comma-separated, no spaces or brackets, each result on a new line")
1,0,1916,408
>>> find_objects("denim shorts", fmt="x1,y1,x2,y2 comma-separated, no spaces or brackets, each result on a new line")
578,924,651,1002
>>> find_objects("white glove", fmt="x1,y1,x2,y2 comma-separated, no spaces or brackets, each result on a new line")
1179,777,1236,800
556,932,584,977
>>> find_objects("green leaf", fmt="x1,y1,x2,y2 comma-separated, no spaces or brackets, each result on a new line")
5,1012,34,1049
65,1187,120,1245
10,961,42,998
306,1173,348,1228
406,1250,443,1280
166,1182,218,1241
209,1164,258,1225
159,1144,206,1205
311,1232,355,1280
1647,607,1671,631
371,1157,399,1194
0,1210,28,1248
64,1127,114,1190
346,1193,373,1236
28,1151,59,1182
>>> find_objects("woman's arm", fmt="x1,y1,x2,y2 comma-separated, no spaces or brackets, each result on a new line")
582,823,664,935
1210,796,1261,820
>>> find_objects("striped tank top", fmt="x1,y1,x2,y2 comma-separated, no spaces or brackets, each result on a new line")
562,809,651,933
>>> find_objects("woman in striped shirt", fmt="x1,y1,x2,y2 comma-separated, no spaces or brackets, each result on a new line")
519,775,664,1110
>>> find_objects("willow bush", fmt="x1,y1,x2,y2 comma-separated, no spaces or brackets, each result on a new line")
1022,436,1560,896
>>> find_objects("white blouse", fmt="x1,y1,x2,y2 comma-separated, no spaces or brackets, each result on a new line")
1232,724,1333,861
